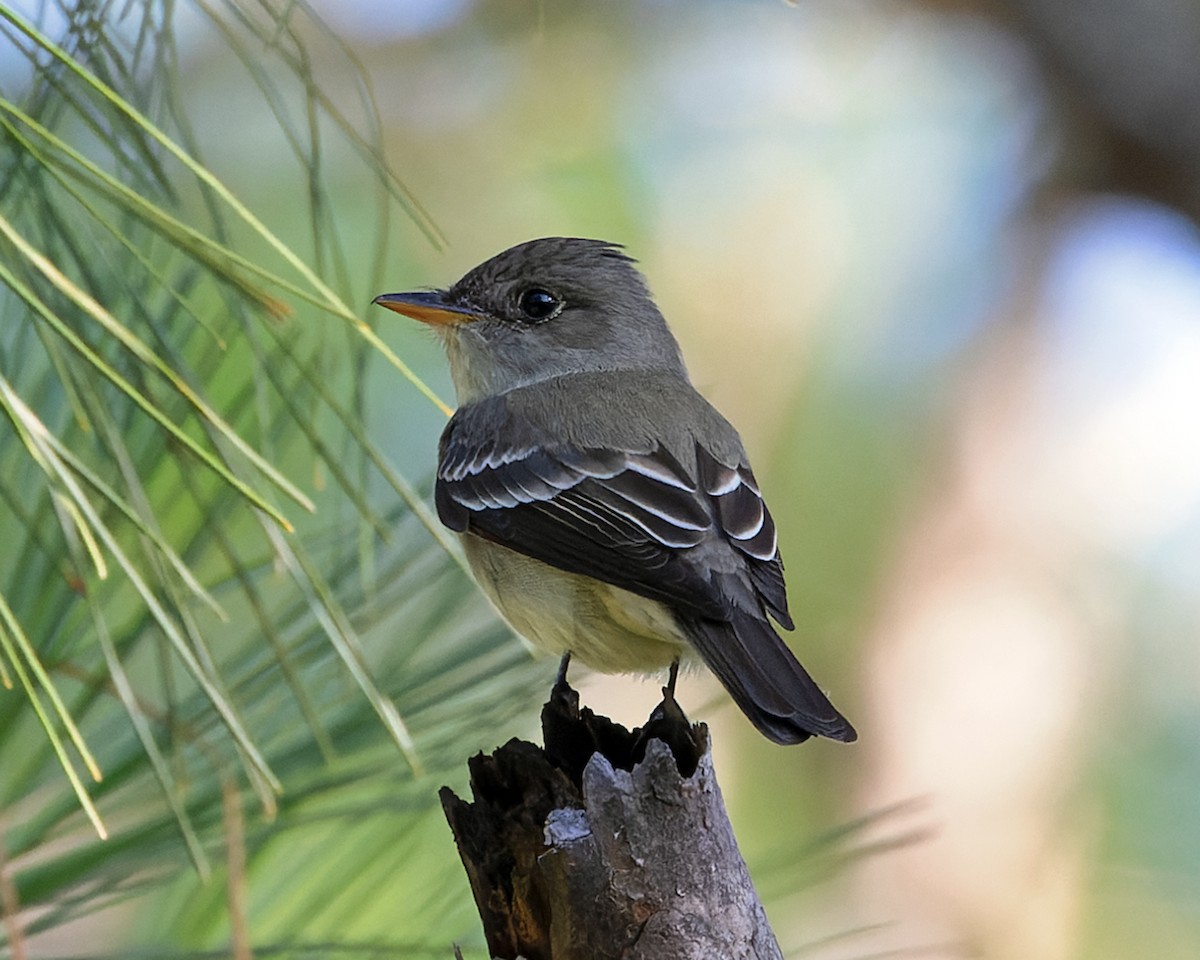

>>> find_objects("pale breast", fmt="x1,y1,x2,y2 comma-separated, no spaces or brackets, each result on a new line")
460,535,695,674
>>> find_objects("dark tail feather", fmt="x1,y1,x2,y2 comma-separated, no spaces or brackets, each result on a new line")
680,611,857,745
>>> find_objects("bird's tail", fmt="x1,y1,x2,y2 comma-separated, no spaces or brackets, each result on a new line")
679,610,856,745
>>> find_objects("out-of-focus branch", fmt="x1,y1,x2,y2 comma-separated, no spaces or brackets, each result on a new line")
971,0,1200,219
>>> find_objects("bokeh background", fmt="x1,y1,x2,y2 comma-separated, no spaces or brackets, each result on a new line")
3,1,1200,958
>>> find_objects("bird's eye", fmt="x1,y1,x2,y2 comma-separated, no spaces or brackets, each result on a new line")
517,288,562,322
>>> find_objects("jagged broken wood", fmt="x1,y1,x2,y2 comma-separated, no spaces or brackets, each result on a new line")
440,681,783,960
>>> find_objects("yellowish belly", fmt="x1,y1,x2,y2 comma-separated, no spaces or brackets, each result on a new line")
461,535,692,674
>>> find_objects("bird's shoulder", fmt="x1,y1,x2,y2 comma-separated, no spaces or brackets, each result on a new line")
442,370,744,466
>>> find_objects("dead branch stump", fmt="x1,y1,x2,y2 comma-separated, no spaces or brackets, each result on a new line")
440,681,783,960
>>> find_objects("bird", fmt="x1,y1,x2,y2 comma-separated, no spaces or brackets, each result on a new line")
374,238,855,744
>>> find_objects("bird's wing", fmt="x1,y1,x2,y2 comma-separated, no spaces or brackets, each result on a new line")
436,401,791,626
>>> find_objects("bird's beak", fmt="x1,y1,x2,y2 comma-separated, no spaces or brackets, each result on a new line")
372,290,481,327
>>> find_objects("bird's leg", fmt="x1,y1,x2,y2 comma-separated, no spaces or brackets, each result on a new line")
553,651,572,693
643,658,696,763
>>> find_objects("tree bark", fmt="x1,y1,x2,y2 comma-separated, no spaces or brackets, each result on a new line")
440,681,783,960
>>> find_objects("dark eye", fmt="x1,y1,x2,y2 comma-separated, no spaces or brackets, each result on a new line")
518,288,562,322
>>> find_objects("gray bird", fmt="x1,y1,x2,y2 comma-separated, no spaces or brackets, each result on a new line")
374,238,855,744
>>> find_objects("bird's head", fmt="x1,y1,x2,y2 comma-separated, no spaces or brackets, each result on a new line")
374,237,686,403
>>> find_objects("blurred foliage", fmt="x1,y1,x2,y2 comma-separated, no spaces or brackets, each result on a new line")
3,0,1198,958
0,1,544,955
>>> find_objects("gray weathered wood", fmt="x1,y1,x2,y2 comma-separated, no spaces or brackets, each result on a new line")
441,682,783,960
